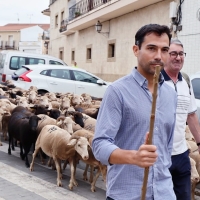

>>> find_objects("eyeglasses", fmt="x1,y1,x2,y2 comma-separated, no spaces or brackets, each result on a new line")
169,51,186,58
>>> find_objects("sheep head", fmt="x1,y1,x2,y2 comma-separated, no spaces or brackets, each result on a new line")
68,136,89,160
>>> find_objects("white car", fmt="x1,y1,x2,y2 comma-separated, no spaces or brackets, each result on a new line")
12,65,111,98
190,71,200,123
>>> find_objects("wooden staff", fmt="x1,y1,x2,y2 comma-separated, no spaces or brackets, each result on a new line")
140,65,161,200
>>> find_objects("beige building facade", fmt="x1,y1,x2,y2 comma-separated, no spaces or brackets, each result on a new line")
0,29,20,51
47,0,173,81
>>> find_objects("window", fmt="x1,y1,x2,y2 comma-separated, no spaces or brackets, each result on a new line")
9,56,45,70
49,60,63,65
108,43,115,58
71,50,75,62
55,15,58,27
73,70,98,84
59,50,63,60
40,70,48,75
86,46,92,61
29,58,45,64
107,39,116,62
48,69,70,79
61,11,64,21
192,78,200,100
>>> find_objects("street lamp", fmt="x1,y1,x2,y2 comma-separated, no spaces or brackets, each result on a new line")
95,20,109,38
95,21,102,33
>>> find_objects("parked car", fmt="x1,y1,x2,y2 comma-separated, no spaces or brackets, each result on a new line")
12,65,111,98
190,71,200,123
0,50,67,83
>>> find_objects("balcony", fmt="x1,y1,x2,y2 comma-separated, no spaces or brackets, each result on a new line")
68,0,111,21
59,19,68,32
5,41,15,50
42,30,50,40
61,0,164,35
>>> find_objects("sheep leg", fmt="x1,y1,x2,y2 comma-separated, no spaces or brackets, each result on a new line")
63,159,69,170
23,144,31,168
19,143,25,160
83,164,89,181
0,133,2,146
52,156,62,187
91,167,101,192
8,135,12,155
30,146,40,171
3,125,8,141
58,159,63,179
14,139,18,147
68,157,78,190
47,157,52,167
11,138,15,151
89,165,94,183
38,149,45,165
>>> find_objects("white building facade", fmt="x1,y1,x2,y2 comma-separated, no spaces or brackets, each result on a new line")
19,25,48,54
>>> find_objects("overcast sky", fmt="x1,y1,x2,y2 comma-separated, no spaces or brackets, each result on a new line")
0,0,50,26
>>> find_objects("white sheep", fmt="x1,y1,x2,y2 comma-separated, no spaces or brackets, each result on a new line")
30,124,90,190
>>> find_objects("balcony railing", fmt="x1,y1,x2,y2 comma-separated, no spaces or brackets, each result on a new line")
69,0,111,21
42,30,50,40
5,41,15,50
59,19,68,32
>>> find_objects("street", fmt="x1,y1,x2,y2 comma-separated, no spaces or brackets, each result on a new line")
0,141,106,200
2,140,200,200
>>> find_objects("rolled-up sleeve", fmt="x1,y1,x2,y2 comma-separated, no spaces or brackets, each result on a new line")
92,85,122,165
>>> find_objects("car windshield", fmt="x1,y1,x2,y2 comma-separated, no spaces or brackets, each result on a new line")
14,67,29,76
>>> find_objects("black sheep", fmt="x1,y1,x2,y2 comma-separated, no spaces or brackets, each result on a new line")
8,114,41,167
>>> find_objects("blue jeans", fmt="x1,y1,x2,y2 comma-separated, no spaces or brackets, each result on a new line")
169,150,191,200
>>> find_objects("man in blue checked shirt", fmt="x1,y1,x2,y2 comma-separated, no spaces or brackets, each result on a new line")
92,24,177,200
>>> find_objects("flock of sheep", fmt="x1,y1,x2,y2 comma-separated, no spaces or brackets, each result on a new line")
0,80,200,199
0,80,106,193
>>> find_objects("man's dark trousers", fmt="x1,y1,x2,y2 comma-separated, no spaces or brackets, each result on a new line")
169,150,191,200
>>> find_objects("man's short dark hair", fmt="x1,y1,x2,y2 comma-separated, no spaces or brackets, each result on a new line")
135,24,172,49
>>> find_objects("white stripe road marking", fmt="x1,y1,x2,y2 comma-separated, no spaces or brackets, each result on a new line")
0,162,88,200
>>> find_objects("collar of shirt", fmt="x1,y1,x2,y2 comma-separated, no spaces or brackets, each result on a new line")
132,67,165,88
161,69,183,81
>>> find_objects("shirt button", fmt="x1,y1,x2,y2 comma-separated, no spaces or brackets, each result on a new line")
155,127,158,131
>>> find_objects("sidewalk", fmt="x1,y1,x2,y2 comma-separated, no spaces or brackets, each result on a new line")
0,162,87,200
0,142,106,200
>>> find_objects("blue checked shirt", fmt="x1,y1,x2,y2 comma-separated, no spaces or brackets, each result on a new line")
92,68,177,200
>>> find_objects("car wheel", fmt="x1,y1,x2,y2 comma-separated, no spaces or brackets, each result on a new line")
38,90,48,96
